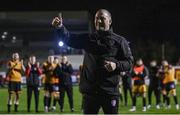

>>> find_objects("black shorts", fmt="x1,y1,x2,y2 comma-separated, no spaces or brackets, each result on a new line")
160,82,165,90
165,82,175,92
8,81,21,93
44,83,53,92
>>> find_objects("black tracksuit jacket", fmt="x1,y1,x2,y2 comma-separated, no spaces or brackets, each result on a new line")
57,26,133,96
61,63,73,86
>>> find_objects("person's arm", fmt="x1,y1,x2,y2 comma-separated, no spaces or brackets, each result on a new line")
52,17,106,52
36,62,42,75
25,66,31,77
52,16,90,49
13,62,24,73
42,63,47,74
36,67,42,76
137,66,149,79
116,39,134,72
67,63,73,74
61,63,73,77
21,60,26,73
56,25,90,49
143,66,149,78
131,69,136,78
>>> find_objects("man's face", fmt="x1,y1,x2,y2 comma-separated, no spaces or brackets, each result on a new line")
136,59,143,66
62,56,68,64
54,58,59,64
162,60,168,67
30,56,36,64
94,11,112,31
48,56,54,64
12,53,19,61
150,60,157,67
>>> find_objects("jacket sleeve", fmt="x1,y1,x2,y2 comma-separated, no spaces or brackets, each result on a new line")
36,66,42,76
42,64,47,74
25,66,31,77
56,25,90,49
116,39,134,72
143,66,149,77
54,65,62,77
68,64,73,74
130,68,136,78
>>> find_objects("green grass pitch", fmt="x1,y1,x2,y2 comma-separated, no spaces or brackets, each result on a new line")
0,85,180,114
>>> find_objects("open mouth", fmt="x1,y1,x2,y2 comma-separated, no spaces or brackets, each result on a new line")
99,26,105,30
97,24,105,30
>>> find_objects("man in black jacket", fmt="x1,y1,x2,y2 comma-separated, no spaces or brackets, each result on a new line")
147,60,161,109
58,56,74,112
25,56,42,112
52,9,133,114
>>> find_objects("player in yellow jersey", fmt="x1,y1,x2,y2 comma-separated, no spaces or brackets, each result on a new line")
158,60,179,110
42,56,57,112
6,53,25,112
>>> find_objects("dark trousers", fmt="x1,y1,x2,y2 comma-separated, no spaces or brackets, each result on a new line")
81,93,85,110
83,93,119,114
123,85,132,106
148,85,161,105
27,86,39,112
59,85,73,110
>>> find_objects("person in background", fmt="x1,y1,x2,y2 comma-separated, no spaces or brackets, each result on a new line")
147,60,161,109
6,53,25,112
25,55,42,112
0,74,5,87
129,58,149,112
118,77,123,104
59,56,74,112
42,56,56,112
51,57,61,111
176,58,180,66
121,71,133,106
158,60,179,110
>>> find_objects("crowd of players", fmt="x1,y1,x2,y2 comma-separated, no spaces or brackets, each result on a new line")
119,58,179,112
5,52,74,113
3,52,180,113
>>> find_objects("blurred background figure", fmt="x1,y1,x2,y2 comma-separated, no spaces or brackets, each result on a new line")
176,58,180,66
0,74,5,87
147,60,161,109
42,56,56,112
121,71,133,106
118,77,123,105
59,56,74,112
129,58,149,112
6,53,25,112
51,57,61,111
158,60,179,110
25,55,42,112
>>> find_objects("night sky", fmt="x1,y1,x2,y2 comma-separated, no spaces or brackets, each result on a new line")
0,0,179,63
0,0,179,41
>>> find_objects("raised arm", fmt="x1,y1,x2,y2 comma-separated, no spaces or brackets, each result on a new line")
56,26,90,49
52,16,89,49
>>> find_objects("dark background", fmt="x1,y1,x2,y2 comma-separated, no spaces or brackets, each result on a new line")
0,0,180,65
